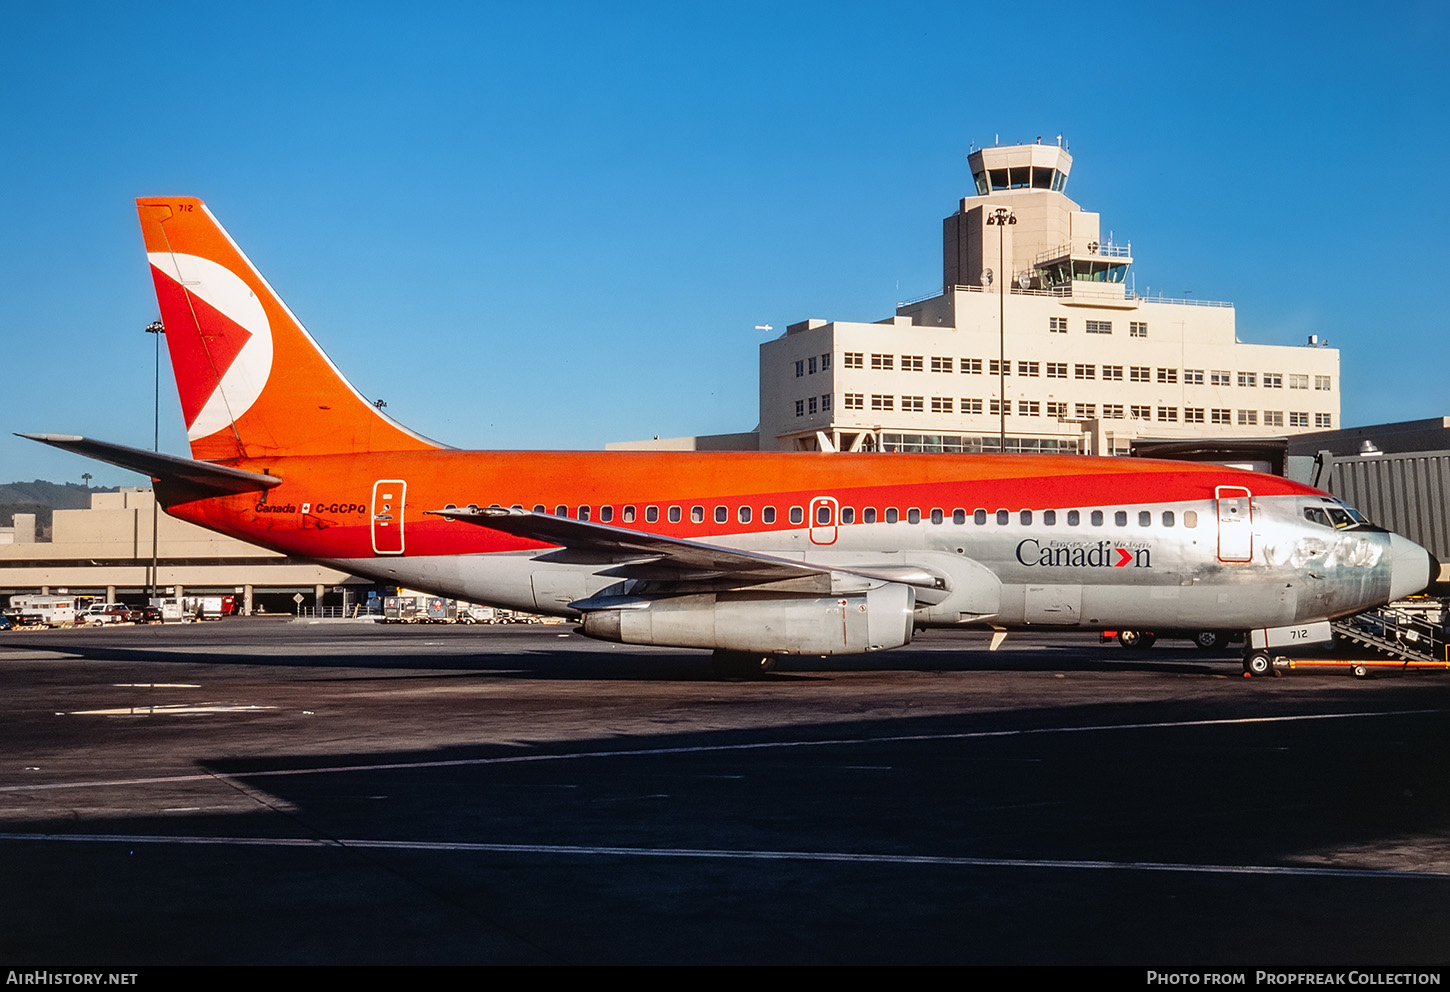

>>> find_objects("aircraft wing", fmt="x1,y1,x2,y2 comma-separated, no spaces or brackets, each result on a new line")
425,505,944,590
18,434,282,499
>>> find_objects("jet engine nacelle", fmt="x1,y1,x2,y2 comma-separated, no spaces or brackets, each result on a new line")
580,584,916,655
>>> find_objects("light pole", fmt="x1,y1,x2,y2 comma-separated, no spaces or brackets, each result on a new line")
986,207,1016,452
145,320,164,600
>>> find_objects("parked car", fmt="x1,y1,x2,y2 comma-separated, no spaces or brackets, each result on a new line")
81,603,143,624
0,614,13,631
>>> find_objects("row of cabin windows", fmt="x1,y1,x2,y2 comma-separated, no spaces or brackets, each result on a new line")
482,504,1201,529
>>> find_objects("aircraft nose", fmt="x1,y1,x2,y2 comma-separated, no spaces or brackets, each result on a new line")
1387,533,1434,601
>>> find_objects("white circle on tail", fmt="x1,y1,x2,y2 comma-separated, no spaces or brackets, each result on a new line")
148,251,275,441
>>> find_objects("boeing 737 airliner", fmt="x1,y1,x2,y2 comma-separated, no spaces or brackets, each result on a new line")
23,198,1435,676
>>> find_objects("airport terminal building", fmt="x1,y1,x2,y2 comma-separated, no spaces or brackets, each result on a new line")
756,142,1340,456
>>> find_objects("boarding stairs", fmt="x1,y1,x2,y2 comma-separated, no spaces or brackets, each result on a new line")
1331,604,1448,664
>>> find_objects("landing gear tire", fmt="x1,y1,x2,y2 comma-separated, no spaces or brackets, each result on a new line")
1244,652,1272,677
1194,631,1225,651
711,650,778,678
1118,630,1155,649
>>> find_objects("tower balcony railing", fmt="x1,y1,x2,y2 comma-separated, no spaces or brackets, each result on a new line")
896,283,1233,308
1034,240,1132,265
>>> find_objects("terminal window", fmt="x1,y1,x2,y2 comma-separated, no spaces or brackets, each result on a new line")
844,392,864,410
1074,364,1095,379
808,397,817,414
1049,316,1067,333
1238,372,1257,388
1211,408,1231,424
961,398,983,414
931,356,953,372
795,360,804,378
1075,403,1096,418
1103,404,1124,418
901,395,924,412
1264,411,1284,427
1157,368,1178,384
1046,362,1067,378
1263,372,1282,388
844,352,864,369
1157,407,1178,422
1184,408,1205,423
1130,366,1150,382
1315,413,1333,427
1289,411,1308,427
961,358,983,374
1085,320,1112,334
1184,369,1204,385
902,355,924,372
931,396,953,413
1315,376,1332,390
1211,370,1232,386
1130,405,1151,419
1130,321,1148,338
808,357,817,375
871,394,894,411
1238,410,1258,425
1018,400,1040,416
1103,365,1124,381
871,353,893,370
1289,374,1308,389
1046,401,1067,418
1018,361,1040,377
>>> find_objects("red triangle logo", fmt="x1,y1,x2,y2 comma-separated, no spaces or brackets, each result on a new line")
151,265,256,429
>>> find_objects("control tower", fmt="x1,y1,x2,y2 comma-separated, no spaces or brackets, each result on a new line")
943,140,1131,299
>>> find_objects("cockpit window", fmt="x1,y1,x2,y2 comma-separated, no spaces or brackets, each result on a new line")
1306,504,1363,530
1304,507,1331,528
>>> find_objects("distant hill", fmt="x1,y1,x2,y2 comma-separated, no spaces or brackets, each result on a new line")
0,480,118,540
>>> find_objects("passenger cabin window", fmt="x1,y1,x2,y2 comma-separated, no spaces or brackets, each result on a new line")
863,508,877,524
715,506,728,524
1020,510,1032,525
739,506,752,524
1091,511,1104,526
554,505,568,516
974,509,987,525
885,508,899,523
1043,510,1056,525
1183,511,1198,528
579,506,591,521
953,509,966,524
691,506,704,523
817,505,831,525
599,506,613,523
931,509,944,525
790,507,804,524
532,505,545,513
1115,511,1127,527
841,507,855,524
1067,510,1080,526
1139,511,1151,527
668,506,682,524
645,506,659,523
1162,511,1175,527
763,507,776,524
996,510,1009,525
622,505,636,523
907,508,921,524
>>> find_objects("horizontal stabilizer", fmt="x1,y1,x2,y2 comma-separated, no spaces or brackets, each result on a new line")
17,434,282,497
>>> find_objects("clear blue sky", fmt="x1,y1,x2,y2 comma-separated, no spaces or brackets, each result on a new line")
2,0,1445,486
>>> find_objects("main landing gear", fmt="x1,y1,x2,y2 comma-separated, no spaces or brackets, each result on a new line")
710,650,778,678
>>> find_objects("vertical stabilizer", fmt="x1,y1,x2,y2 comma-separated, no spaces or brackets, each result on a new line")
136,198,440,461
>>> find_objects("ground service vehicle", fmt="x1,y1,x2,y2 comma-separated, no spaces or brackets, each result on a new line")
23,197,1436,676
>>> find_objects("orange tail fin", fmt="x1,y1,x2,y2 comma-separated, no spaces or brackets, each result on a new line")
136,197,440,461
